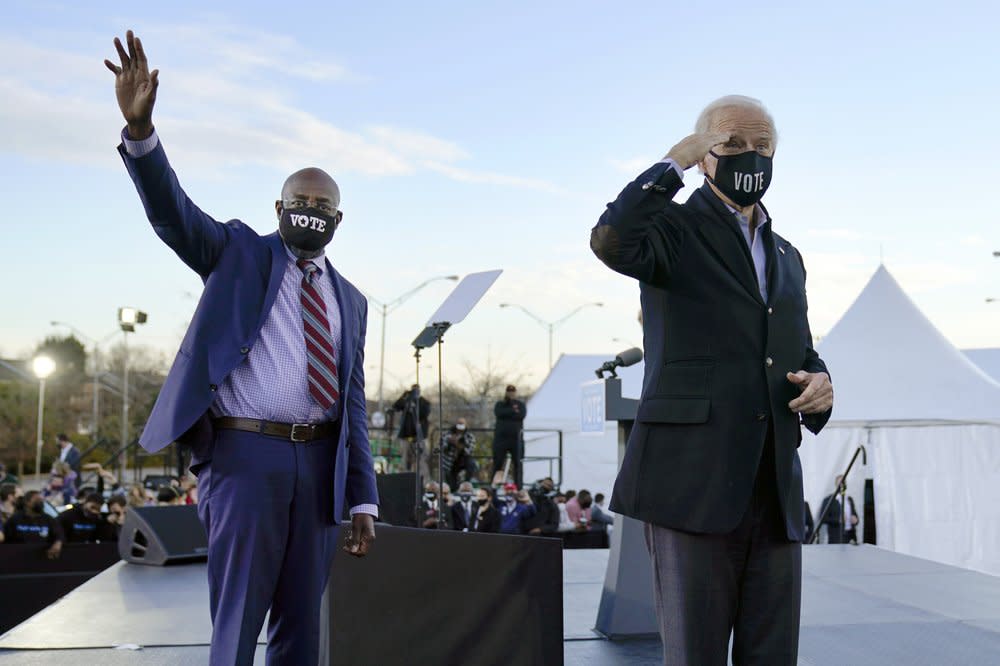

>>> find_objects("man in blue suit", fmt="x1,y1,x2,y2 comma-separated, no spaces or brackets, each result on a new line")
105,31,379,666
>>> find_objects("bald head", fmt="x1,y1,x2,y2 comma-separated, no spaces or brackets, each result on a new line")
280,167,340,207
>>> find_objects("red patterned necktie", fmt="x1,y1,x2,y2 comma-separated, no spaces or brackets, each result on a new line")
297,259,340,412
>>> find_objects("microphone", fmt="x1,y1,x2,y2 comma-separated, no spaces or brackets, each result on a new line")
595,347,643,378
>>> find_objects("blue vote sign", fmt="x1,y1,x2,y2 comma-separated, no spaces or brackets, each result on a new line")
580,380,606,434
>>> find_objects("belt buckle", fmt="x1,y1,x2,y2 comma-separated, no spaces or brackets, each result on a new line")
290,423,312,443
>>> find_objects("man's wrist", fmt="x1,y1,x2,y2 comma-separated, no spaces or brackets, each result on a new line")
126,121,154,141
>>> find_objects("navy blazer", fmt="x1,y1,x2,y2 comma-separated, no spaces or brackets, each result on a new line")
592,163,831,540
118,140,378,521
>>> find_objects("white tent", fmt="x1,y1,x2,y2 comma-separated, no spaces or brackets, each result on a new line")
800,266,1000,575
523,354,643,496
963,348,1000,383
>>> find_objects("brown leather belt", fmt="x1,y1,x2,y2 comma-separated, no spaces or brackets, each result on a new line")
213,417,337,443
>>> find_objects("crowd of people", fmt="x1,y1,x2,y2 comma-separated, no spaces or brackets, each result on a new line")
0,435,199,558
416,476,613,537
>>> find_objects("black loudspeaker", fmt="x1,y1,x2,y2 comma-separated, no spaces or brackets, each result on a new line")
119,505,208,566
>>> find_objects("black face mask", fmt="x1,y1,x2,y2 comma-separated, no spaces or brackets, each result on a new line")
279,206,338,252
707,150,773,206
476,498,489,506
459,493,473,502
30,501,44,513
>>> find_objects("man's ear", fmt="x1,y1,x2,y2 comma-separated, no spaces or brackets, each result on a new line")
334,210,344,229
275,200,283,221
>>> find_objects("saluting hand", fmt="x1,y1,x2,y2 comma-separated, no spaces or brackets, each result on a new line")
103,29,158,140
787,371,833,414
665,131,731,170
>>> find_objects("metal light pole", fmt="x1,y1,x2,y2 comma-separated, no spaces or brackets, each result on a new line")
366,275,459,412
499,302,604,369
117,308,148,472
32,356,56,481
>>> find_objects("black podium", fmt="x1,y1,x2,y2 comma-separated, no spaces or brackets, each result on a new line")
594,377,658,638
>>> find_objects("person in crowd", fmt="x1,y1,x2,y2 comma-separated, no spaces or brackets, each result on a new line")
157,485,183,506
106,495,128,539
804,501,815,544
820,475,858,544
1,482,20,526
590,95,833,663
470,487,500,533
393,384,432,479
525,477,560,536
451,482,478,531
55,434,82,475
180,474,199,504
0,462,18,485
441,482,454,507
496,483,536,535
3,491,64,559
590,492,615,532
418,482,449,529
564,490,577,503
83,462,124,497
43,462,78,506
58,492,116,543
440,418,478,489
565,489,594,531
492,385,527,486
127,484,149,508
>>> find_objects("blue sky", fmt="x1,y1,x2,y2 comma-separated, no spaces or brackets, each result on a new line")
2,0,998,391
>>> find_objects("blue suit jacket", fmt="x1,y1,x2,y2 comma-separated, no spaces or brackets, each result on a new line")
119,140,378,522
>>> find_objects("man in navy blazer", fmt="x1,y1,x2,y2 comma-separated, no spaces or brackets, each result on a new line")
591,96,833,665
105,31,379,665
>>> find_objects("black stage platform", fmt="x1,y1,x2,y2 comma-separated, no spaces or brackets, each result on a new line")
3,545,1000,665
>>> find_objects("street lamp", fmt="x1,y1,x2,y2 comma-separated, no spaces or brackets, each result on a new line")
500,301,604,369
117,308,148,465
988,298,997,304
32,355,56,481
993,251,999,257
366,275,459,412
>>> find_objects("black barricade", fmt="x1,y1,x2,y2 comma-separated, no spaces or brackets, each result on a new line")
0,542,120,634
322,525,563,666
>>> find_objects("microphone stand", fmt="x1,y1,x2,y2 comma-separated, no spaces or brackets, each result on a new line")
810,445,866,544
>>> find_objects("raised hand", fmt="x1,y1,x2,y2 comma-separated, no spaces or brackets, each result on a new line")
664,131,731,170
103,29,158,140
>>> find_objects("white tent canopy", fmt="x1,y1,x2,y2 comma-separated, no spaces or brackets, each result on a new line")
800,265,1000,575
963,348,1000,384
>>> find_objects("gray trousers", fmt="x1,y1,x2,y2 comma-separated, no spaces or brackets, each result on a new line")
644,443,801,666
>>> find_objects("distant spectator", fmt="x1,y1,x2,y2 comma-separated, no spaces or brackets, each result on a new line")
820,475,858,544
157,485,182,506
564,490,577,503
497,483,536,535
393,385,431,479
590,492,615,532
43,461,77,506
56,434,82,475
492,385,527,486
0,462,18,485
3,491,64,559
83,462,123,497
565,490,594,531
106,495,128,539
525,477,560,536
418,482,449,529
59,493,115,543
441,482,454,507
451,482,478,531
1,483,20,525
470,487,499,533
127,484,148,508
180,474,198,505
440,419,478,489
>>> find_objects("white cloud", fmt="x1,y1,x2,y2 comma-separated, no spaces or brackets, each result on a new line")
368,126,469,162
609,156,656,174
423,161,568,195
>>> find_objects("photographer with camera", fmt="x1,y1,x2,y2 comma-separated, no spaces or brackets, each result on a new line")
525,477,560,536
440,418,478,489
393,385,431,479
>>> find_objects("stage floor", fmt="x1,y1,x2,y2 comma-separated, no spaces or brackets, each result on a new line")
3,545,1000,664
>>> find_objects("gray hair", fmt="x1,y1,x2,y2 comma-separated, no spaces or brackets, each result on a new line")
695,95,778,145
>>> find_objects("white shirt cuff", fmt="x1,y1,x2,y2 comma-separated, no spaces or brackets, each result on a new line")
121,127,160,158
656,158,684,179
350,504,379,518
